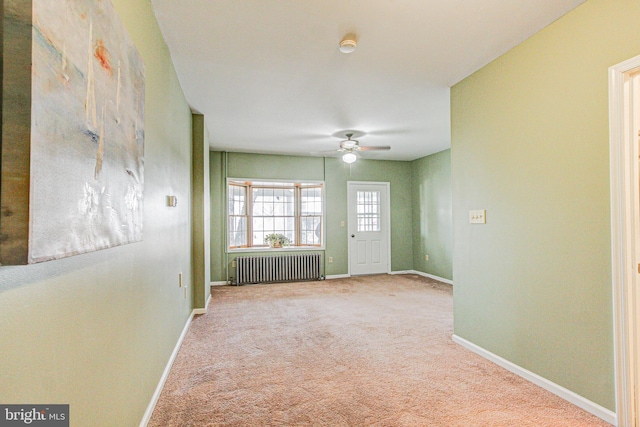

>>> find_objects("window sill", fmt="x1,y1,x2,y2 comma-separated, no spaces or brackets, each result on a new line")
227,246,325,254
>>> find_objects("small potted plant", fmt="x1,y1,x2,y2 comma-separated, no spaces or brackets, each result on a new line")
264,233,291,248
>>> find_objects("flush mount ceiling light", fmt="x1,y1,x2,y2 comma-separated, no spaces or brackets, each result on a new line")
339,38,357,54
342,152,357,164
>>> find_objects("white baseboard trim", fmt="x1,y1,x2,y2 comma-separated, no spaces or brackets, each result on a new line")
327,272,451,283
139,310,197,427
210,281,227,286
408,270,453,285
451,334,617,426
192,294,212,315
326,274,350,280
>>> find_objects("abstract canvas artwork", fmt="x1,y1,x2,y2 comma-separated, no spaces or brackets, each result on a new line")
1,0,145,264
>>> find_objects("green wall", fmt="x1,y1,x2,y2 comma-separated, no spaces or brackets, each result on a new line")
209,152,416,281
0,1,194,425
192,114,211,308
324,156,414,276
209,151,226,283
411,150,452,280
226,152,325,181
451,0,640,411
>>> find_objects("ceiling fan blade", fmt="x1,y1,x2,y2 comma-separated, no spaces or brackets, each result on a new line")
358,146,391,151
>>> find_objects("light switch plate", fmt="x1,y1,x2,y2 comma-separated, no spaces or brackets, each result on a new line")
469,209,486,224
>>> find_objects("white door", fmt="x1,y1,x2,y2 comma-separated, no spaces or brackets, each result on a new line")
633,69,640,427
610,56,640,427
347,182,390,275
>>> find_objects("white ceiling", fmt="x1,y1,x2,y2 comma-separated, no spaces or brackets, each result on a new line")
150,0,585,161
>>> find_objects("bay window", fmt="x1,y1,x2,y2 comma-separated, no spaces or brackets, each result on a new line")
227,180,324,250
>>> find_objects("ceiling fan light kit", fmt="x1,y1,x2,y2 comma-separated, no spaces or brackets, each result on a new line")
334,132,391,163
342,152,357,164
339,38,357,54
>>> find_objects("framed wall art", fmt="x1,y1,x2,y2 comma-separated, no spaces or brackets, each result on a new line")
2,0,145,264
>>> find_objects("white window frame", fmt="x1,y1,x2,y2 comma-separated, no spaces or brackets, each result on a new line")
226,178,326,253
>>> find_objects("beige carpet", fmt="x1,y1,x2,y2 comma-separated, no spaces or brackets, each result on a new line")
148,274,611,426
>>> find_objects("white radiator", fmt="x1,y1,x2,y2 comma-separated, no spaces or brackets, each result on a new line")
235,254,321,285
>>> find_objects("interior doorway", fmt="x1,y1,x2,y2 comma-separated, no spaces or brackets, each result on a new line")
609,54,640,427
347,181,390,276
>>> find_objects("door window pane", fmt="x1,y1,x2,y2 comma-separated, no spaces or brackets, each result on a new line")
356,190,380,232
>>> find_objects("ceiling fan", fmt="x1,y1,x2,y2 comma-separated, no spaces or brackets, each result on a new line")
336,133,391,164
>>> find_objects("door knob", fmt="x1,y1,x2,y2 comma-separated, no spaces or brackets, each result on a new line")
351,234,355,238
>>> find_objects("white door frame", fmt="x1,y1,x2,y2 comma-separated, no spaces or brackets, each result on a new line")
347,181,391,276
609,54,640,427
